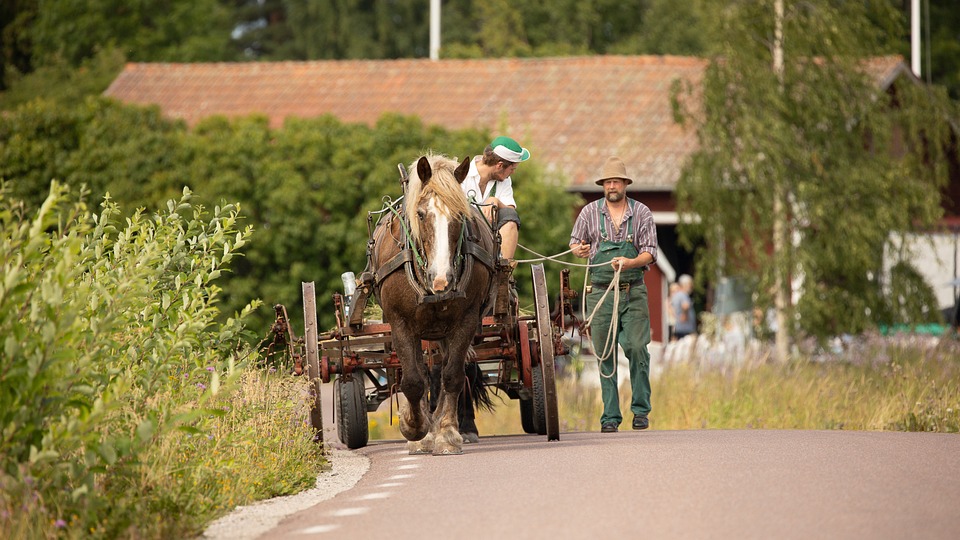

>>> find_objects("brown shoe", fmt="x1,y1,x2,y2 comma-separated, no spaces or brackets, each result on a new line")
632,415,649,430
601,422,618,433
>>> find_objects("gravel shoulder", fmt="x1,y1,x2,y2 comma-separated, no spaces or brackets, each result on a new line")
202,449,368,540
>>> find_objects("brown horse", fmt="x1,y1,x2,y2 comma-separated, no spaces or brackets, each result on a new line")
370,154,497,455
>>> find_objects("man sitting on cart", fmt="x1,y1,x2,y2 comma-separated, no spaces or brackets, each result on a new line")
460,135,530,265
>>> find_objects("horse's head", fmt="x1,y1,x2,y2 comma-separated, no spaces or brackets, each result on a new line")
406,154,472,293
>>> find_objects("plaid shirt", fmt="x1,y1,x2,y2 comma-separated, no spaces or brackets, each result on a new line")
570,198,658,263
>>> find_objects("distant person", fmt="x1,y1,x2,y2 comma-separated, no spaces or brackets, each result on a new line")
570,156,657,434
668,282,681,341
460,135,530,262
672,274,696,340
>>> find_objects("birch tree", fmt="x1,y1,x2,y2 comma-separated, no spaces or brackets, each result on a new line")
674,0,956,353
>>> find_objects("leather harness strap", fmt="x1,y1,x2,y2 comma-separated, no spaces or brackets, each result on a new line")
373,213,496,307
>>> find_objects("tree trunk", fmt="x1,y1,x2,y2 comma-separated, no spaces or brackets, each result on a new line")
773,0,790,362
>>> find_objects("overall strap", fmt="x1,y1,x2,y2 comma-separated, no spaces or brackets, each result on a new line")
598,200,607,240
598,199,634,242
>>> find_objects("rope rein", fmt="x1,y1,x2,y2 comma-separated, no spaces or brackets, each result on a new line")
513,242,627,378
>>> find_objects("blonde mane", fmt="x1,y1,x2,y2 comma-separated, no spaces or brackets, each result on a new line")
406,154,472,241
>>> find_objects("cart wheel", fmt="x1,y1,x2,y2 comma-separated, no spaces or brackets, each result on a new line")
531,264,560,441
519,395,536,434
531,361,547,435
335,376,369,449
302,282,323,442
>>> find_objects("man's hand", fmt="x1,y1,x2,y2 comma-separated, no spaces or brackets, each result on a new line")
571,242,591,258
611,257,631,271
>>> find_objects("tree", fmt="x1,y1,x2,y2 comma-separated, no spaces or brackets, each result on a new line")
674,0,956,354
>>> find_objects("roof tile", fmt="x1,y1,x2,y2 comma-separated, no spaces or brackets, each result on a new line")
104,55,906,191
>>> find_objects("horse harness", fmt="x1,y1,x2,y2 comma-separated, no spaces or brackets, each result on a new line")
368,203,498,308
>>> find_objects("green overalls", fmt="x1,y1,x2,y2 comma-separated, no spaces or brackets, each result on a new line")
586,200,652,426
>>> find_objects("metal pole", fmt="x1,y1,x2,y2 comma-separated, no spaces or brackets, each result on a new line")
430,0,440,61
911,0,921,77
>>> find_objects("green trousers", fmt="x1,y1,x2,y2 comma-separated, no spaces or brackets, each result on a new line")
586,281,652,426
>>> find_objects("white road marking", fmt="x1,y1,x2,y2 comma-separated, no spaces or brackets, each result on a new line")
329,507,369,517
297,524,340,534
355,492,390,500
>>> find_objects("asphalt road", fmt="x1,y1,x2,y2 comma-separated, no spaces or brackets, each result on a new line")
262,427,960,539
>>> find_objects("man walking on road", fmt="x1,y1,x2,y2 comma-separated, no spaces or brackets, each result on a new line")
570,157,658,433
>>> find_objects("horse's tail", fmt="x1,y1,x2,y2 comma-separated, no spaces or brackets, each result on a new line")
464,361,495,413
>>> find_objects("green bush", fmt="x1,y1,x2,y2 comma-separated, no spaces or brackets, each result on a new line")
0,184,323,539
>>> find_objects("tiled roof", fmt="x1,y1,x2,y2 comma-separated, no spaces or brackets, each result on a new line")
104,55,908,192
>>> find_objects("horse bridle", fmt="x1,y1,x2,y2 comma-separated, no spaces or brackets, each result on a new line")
365,162,498,307
373,210,495,306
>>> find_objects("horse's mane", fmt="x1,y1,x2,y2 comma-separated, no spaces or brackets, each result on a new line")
406,154,472,241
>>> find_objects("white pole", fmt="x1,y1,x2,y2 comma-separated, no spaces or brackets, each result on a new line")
911,0,921,77
430,0,440,61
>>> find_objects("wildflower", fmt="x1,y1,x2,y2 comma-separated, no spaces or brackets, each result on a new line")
206,366,215,372
55,519,67,528
197,383,207,390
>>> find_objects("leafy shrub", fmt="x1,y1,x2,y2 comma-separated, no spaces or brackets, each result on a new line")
0,184,323,539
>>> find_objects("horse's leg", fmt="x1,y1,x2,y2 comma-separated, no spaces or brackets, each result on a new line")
428,364,441,414
432,330,473,455
394,326,431,448
459,358,481,444
410,361,446,455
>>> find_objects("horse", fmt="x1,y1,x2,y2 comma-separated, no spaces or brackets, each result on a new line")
370,153,498,455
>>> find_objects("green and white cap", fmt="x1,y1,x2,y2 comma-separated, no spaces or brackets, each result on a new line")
490,136,530,163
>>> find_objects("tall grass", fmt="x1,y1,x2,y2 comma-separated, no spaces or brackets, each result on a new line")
369,337,960,439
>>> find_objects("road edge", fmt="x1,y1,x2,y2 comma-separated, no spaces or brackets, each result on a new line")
202,449,369,539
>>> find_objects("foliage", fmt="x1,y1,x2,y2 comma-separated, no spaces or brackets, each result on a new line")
3,1,960,102
1,98,577,335
0,47,126,111
0,185,323,539
674,0,956,342
28,0,236,67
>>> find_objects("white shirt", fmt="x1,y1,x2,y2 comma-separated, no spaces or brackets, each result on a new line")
461,156,516,208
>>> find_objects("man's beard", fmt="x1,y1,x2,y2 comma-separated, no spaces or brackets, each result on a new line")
605,191,624,202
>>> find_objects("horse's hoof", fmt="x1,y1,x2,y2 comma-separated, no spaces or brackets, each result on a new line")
434,447,463,456
407,433,435,455
460,432,479,444
407,440,432,455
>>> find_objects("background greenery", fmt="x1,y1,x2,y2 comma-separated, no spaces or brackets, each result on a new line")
2,1,960,107
0,99,577,334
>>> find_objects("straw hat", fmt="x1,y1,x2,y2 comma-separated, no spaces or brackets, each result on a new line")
595,156,633,186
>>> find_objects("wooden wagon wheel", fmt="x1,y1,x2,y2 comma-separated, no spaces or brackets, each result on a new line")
530,264,560,441
301,282,324,443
